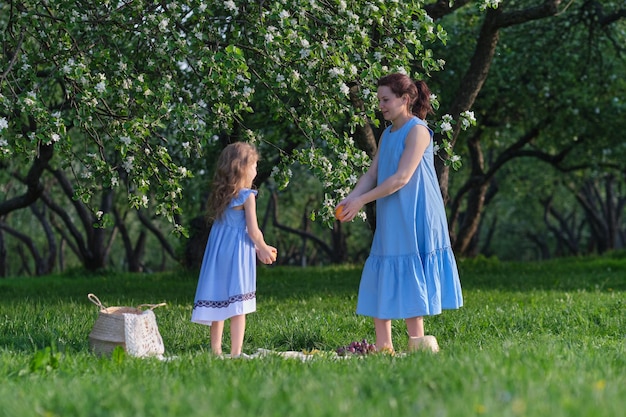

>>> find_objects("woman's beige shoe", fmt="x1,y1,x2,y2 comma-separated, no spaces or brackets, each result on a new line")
408,335,440,353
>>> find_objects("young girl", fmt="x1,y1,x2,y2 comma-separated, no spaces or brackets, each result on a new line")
336,73,463,353
191,142,276,358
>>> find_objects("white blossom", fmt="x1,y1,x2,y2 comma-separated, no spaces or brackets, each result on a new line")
440,122,452,133
0,117,7,130
480,0,502,10
460,110,476,129
24,92,36,106
62,59,74,74
328,67,344,78
120,136,131,145
122,156,134,172
224,0,237,12
461,110,475,122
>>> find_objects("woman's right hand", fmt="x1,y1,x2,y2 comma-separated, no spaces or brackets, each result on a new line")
335,198,363,223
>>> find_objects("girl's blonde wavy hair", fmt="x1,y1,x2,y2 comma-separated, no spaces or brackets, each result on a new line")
207,142,259,221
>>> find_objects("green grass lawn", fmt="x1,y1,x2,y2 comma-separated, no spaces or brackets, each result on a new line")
0,256,624,417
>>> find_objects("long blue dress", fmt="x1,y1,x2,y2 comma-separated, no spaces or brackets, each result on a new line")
356,117,463,319
191,189,257,325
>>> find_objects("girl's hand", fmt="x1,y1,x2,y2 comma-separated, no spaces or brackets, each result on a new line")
268,246,277,263
256,245,277,265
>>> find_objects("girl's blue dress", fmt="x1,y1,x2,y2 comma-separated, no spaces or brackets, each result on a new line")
191,189,257,325
357,117,463,319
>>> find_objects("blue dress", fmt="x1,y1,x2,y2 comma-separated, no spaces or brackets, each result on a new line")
191,189,257,325
356,117,463,319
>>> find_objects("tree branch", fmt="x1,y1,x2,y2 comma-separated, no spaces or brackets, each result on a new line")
0,143,54,216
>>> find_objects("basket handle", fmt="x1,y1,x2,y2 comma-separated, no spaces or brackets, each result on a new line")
87,293,107,309
137,302,167,310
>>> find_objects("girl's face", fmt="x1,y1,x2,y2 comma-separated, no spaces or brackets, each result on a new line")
244,160,258,187
377,86,409,123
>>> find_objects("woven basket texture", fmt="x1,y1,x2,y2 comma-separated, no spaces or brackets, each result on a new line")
89,306,145,355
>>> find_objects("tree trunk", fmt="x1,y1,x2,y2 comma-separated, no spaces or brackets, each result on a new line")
113,207,145,272
541,197,581,256
436,7,502,204
432,1,563,255
0,143,54,216
575,175,625,253
30,202,57,274
42,170,115,271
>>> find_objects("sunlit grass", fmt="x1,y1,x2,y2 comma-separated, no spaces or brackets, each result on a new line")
0,256,624,417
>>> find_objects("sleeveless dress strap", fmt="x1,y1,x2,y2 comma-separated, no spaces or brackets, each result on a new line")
230,188,258,207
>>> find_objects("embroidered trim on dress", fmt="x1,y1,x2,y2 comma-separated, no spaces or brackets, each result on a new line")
194,292,256,309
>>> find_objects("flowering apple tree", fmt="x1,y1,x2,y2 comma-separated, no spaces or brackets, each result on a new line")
0,0,483,235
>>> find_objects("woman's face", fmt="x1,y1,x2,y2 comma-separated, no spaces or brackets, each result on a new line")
377,86,408,122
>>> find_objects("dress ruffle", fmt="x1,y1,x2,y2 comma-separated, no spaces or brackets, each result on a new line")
357,247,462,319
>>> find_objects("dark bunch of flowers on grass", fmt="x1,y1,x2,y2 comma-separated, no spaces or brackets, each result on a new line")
336,339,377,356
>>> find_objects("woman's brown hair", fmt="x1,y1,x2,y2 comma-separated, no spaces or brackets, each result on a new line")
377,73,434,120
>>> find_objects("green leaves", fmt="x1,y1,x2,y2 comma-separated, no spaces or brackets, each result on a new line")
22,346,61,375
0,0,455,230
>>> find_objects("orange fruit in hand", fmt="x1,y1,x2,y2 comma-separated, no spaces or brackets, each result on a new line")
335,205,345,221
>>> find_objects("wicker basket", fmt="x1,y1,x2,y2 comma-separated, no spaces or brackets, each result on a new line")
88,293,166,357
